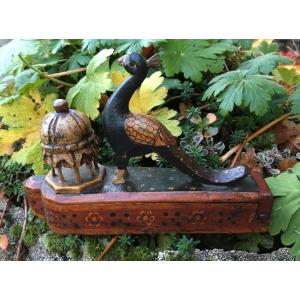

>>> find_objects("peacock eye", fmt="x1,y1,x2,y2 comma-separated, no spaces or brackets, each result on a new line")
129,61,136,67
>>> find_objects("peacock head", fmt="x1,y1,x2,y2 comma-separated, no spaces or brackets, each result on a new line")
118,52,160,76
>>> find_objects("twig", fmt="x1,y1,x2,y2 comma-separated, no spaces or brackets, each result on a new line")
229,134,249,167
0,198,10,228
18,54,74,87
96,235,118,261
164,93,201,105
178,103,211,122
291,141,300,152
16,197,28,261
224,61,229,72
221,112,292,162
47,67,86,78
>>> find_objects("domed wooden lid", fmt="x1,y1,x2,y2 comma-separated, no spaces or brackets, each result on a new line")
41,99,94,149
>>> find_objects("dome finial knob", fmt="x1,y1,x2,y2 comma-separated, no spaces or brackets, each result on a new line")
54,99,69,113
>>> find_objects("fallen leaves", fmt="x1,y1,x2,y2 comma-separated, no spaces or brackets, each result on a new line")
237,148,261,172
0,234,9,251
278,159,298,172
273,120,300,151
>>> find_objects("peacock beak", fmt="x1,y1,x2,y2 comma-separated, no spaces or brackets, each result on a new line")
118,55,126,66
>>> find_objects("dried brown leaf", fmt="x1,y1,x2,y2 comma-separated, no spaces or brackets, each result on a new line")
238,148,261,172
0,234,9,251
278,159,298,172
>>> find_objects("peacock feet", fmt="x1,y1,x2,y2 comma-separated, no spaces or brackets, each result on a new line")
112,168,129,184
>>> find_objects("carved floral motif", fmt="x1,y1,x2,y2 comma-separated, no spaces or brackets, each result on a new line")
85,212,103,227
189,210,207,225
137,210,155,227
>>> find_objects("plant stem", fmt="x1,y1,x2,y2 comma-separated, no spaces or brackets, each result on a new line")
164,93,201,105
47,67,86,78
16,197,28,261
96,235,118,261
229,134,249,167
0,197,10,228
221,112,292,162
18,54,74,87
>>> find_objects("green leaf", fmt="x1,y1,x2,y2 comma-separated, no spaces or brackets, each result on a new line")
258,41,279,54
289,84,300,114
273,67,300,85
66,49,114,120
265,171,300,196
50,39,68,54
0,40,41,76
239,53,292,75
15,69,45,93
234,233,273,253
203,70,287,116
266,163,300,258
269,194,300,235
12,142,48,175
160,40,236,83
115,39,165,54
81,39,102,54
64,51,91,71
282,209,300,247
225,39,253,50
86,48,114,76
289,239,300,260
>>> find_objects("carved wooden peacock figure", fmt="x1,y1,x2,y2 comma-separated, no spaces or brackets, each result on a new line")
102,52,248,184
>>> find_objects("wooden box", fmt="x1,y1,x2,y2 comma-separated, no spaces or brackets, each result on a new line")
24,166,272,235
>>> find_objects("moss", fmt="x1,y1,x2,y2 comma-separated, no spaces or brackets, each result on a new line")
44,232,68,254
250,132,275,150
23,223,40,247
125,246,157,261
9,224,22,241
44,232,83,259
84,236,107,260
35,219,49,234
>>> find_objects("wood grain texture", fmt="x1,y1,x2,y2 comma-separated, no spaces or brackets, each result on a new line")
24,170,273,235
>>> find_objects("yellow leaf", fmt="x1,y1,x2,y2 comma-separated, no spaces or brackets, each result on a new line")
129,71,167,114
0,89,56,174
111,70,129,88
111,70,181,136
152,108,182,137
252,39,273,49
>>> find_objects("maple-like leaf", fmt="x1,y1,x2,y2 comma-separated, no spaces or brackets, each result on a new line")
63,51,91,72
251,39,273,49
160,40,236,82
239,53,292,75
258,40,279,54
115,39,165,54
202,70,287,116
289,84,300,114
67,49,114,120
0,89,56,174
273,67,300,85
0,40,41,76
111,70,182,137
266,164,300,260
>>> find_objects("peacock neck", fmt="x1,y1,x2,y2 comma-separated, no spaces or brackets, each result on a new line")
106,72,147,115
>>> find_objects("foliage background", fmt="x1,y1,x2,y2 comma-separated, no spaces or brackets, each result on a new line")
1,39,300,260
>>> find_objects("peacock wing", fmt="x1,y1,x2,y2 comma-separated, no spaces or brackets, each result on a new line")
124,113,177,147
